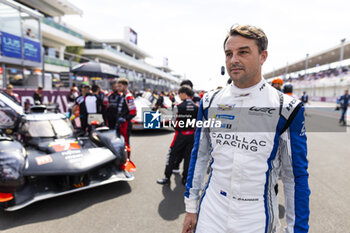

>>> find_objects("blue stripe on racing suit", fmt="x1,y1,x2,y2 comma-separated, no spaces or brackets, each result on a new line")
185,99,211,213
289,106,310,232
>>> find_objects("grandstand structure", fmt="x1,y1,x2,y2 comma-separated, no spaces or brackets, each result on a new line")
264,39,350,102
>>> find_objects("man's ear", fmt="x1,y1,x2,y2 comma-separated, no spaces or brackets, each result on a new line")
260,50,268,65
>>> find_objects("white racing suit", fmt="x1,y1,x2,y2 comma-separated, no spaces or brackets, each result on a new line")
185,79,310,233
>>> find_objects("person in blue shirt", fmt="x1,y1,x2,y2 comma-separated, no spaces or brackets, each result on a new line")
339,90,349,126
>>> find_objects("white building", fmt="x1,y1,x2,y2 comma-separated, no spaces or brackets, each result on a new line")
1,0,181,91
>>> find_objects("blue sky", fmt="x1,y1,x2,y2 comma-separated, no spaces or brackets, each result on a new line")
64,0,350,90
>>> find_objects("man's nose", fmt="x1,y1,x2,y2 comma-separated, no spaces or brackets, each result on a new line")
229,53,240,63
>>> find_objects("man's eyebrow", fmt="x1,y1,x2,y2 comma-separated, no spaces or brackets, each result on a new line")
238,46,251,50
225,46,251,53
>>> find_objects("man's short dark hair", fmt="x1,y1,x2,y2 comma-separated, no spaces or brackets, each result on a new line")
117,77,129,86
91,84,100,93
223,24,268,53
180,79,193,89
38,86,43,90
178,86,193,97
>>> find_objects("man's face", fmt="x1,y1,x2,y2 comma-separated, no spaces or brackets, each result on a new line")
272,83,280,89
6,87,12,94
112,83,118,92
224,35,267,88
117,83,127,93
179,92,187,101
82,87,90,95
345,90,349,95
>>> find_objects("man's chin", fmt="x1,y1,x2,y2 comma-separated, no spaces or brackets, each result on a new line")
229,75,244,83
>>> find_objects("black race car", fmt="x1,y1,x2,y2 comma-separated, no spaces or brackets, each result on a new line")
0,93,135,211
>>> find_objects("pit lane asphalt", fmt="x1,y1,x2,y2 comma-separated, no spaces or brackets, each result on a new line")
1,106,350,233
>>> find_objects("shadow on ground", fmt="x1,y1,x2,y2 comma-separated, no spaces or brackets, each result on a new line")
132,128,174,137
158,175,186,221
0,181,131,231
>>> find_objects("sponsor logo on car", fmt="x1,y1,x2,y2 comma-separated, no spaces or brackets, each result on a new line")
35,155,53,166
61,150,82,156
49,141,81,152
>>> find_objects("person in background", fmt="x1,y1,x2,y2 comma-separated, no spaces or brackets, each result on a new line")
94,84,108,123
26,28,34,38
115,78,136,155
71,85,91,135
339,89,349,126
91,84,104,113
171,80,201,174
153,91,165,110
157,86,198,186
271,77,284,91
283,82,298,99
24,100,31,114
33,86,43,104
107,82,120,130
180,79,201,106
168,91,176,109
67,86,79,103
3,84,20,104
83,84,104,129
67,86,79,120
301,91,309,105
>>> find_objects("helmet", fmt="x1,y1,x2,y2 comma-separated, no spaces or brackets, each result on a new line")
283,83,293,94
272,77,284,85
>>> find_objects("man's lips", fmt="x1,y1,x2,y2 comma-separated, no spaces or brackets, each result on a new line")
230,68,244,72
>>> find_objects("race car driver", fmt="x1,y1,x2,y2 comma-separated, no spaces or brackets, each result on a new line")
182,24,310,233
115,78,136,156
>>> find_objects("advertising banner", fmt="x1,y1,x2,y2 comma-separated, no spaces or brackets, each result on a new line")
1,31,22,59
24,38,41,62
0,89,71,113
